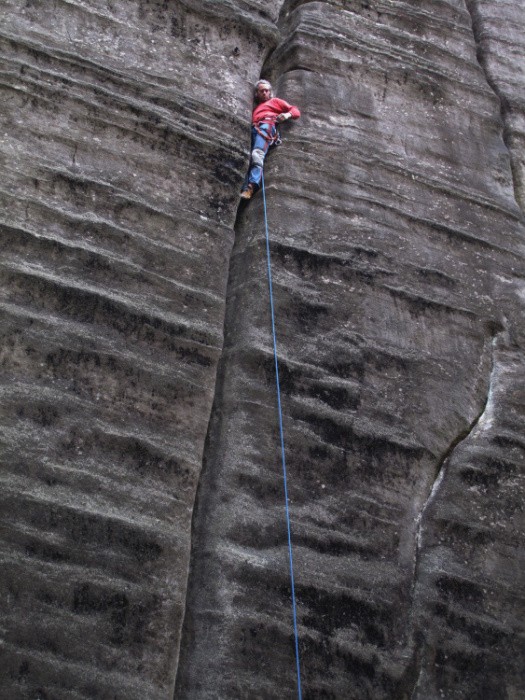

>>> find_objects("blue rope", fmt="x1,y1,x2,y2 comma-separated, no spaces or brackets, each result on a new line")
261,173,303,700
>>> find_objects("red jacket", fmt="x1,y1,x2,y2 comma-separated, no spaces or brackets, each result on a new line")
252,97,301,126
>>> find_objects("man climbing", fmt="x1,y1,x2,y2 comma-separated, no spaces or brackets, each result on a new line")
240,79,300,200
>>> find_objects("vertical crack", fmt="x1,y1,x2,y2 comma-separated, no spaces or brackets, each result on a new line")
171,205,245,697
172,114,274,698
405,332,500,698
172,5,294,688
413,334,496,579
464,0,523,212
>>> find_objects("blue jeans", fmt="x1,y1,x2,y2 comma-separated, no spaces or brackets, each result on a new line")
242,123,276,190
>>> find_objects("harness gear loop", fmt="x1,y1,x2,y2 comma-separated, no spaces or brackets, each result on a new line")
253,117,282,147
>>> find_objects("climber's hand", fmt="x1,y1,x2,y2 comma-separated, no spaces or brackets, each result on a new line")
276,112,292,123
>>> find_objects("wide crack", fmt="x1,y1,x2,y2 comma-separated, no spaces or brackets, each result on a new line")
171,183,256,697
172,49,287,700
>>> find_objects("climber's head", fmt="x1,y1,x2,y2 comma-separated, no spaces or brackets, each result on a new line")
254,80,273,103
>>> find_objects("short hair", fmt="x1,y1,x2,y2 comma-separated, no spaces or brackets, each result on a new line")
254,79,273,99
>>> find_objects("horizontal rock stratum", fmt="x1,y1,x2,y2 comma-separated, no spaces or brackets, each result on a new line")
1,1,524,699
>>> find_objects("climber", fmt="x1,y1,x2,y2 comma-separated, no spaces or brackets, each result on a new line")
240,79,300,200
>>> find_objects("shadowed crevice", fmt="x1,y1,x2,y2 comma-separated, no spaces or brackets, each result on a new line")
171,169,255,699
172,44,286,700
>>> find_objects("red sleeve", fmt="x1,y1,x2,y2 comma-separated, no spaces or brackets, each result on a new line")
273,97,301,119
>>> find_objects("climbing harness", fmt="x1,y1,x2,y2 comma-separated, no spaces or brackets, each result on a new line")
253,118,282,147
261,172,302,700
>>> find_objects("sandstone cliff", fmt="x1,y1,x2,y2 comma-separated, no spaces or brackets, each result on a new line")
1,1,524,699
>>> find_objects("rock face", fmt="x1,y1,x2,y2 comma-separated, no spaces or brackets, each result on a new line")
1,1,524,699
465,0,525,210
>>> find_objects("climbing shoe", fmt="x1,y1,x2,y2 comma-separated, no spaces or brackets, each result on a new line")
240,184,255,200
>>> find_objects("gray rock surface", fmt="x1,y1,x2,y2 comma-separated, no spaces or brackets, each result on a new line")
465,0,525,211
1,1,524,699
